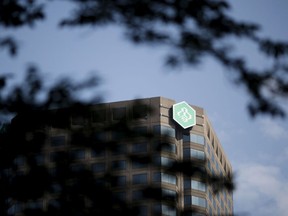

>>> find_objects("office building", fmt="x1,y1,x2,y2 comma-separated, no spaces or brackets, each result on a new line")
10,96,233,215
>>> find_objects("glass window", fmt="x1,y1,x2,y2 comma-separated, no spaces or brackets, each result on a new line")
50,135,65,147
113,175,126,187
91,162,106,173
132,190,144,200
153,172,161,182
183,148,190,159
132,173,147,185
112,160,126,170
191,149,205,160
183,148,205,160
184,179,206,192
132,142,148,153
112,107,126,120
162,173,177,185
162,189,177,200
192,180,206,192
70,149,85,160
91,149,105,158
154,156,174,167
156,142,176,153
183,133,205,145
93,132,106,142
185,196,207,208
153,125,175,138
153,172,177,185
132,160,148,169
192,196,207,208
162,204,176,216
133,126,148,133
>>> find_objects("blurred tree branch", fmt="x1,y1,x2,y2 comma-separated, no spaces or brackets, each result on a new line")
1,0,288,117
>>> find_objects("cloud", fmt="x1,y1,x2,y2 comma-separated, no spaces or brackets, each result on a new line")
234,163,288,216
259,118,288,140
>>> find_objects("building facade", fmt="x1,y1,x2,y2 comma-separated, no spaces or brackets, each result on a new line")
10,96,233,215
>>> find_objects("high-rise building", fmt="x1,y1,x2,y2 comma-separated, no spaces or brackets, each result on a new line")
10,96,233,216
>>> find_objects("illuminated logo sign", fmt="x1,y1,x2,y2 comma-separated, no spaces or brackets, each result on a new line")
172,101,196,129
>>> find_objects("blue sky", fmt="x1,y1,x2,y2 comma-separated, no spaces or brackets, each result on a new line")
1,0,288,215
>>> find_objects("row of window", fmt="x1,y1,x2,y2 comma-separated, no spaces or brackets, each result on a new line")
92,172,178,186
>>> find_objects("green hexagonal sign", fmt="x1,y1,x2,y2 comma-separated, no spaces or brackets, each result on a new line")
173,101,196,129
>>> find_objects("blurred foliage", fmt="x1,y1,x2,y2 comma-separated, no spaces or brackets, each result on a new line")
0,69,234,215
1,0,288,117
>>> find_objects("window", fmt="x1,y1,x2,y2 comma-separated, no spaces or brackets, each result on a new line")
191,149,205,160
113,175,126,187
156,142,176,153
153,125,175,138
93,132,106,142
162,189,177,201
153,172,177,185
91,162,106,173
132,190,144,200
185,196,207,208
70,149,85,160
154,156,175,167
50,135,65,147
153,204,176,216
112,107,126,120
183,133,205,145
132,173,147,185
91,149,105,158
132,160,148,169
184,179,206,192
133,126,148,135
112,160,126,170
183,148,205,160
193,196,206,208
162,204,176,216
192,180,206,192
132,142,148,153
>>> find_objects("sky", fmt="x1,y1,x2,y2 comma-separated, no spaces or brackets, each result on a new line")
1,0,288,215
